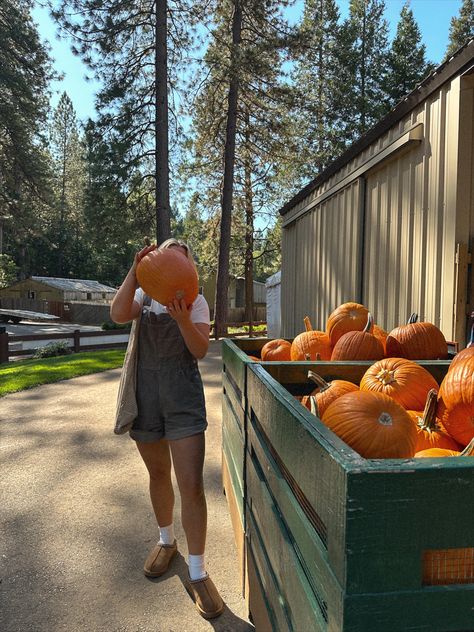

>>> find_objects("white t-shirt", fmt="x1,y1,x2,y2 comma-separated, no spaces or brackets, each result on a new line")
134,287,210,325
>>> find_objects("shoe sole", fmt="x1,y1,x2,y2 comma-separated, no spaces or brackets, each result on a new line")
143,547,177,577
185,583,225,619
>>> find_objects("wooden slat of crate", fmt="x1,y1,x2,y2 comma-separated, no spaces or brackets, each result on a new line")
247,449,335,631
222,452,246,596
247,418,344,626
246,541,280,632
222,407,245,522
247,364,362,587
222,371,245,428
345,464,474,594
222,339,268,409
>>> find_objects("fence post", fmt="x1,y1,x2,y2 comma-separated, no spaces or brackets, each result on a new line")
73,329,81,353
0,327,9,363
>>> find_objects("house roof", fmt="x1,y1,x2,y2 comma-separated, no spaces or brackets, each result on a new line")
279,38,474,217
31,277,117,293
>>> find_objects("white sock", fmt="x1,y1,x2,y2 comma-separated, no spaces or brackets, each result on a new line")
188,553,207,581
158,524,175,546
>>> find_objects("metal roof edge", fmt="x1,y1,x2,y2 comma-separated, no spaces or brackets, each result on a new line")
279,38,474,217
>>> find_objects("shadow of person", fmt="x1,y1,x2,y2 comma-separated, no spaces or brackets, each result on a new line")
146,552,255,631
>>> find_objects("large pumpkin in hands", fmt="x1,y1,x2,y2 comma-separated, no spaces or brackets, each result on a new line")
437,356,474,446
136,247,198,306
261,339,291,361
385,313,448,360
360,357,439,411
326,302,371,347
321,390,417,459
330,313,384,361
290,316,332,361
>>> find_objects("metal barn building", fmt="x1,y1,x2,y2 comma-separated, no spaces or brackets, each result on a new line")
280,40,474,346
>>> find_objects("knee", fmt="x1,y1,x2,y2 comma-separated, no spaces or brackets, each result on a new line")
148,465,172,482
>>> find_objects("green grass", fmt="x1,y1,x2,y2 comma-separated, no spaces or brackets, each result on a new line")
0,349,125,397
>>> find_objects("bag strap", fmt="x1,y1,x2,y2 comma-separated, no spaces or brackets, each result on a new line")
143,294,152,307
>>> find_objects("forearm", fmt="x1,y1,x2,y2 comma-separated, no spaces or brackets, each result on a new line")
177,321,210,360
110,268,139,323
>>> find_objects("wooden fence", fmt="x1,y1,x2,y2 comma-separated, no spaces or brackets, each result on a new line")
0,322,267,363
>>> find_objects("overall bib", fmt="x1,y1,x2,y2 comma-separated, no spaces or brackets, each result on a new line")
129,307,208,443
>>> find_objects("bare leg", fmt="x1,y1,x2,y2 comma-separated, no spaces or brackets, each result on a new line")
169,433,207,555
136,439,174,528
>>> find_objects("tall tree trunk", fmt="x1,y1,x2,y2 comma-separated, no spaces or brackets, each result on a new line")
243,108,254,324
214,0,243,338
155,0,171,245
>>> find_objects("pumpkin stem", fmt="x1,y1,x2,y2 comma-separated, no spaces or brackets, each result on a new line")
310,395,320,417
307,370,330,392
304,353,311,361
315,352,321,361
364,313,374,333
408,312,419,324
460,438,474,457
376,368,397,386
419,389,439,431
303,316,313,332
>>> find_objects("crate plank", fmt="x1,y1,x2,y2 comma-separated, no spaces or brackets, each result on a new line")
222,453,246,595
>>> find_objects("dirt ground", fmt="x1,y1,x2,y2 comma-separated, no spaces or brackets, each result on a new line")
0,340,254,632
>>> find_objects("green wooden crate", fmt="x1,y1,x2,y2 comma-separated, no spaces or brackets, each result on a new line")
222,339,473,630
245,362,474,632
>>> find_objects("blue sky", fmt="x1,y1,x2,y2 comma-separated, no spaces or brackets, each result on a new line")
33,0,463,123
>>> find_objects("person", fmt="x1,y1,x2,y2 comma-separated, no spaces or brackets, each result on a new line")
110,238,224,620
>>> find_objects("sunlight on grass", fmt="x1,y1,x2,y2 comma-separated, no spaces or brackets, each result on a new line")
0,350,125,397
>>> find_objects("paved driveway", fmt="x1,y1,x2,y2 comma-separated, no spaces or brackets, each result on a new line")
0,340,253,632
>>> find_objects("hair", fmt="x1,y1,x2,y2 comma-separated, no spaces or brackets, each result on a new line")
159,237,197,271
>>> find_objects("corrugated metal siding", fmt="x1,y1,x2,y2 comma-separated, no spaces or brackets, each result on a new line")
281,180,362,335
282,72,472,340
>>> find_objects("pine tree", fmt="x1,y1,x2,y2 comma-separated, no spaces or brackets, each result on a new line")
336,0,390,142
186,0,293,335
49,92,87,275
288,0,343,185
52,0,206,245
383,3,433,110
0,0,55,278
445,0,474,58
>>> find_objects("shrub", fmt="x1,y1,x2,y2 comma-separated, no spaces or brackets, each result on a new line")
101,321,131,331
34,341,73,358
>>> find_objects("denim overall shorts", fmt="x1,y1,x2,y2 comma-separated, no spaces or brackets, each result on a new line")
129,307,208,443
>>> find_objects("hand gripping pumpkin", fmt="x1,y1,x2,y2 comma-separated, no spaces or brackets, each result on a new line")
136,247,199,306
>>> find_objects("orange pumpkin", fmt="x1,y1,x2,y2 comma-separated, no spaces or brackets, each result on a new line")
247,355,261,362
359,357,439,411
321,390,417,459
437,356,474,446
301,370,358,415
136,247,198,306
415,438,474,458
448,324,474,372
407,389,462,452
326,302,371,347
290,316,332,361
260,339,291,361
330,313,385,361
373,324,388,354
385,313,448,360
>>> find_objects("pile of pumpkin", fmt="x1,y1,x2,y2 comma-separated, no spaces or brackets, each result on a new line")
256,302,474,460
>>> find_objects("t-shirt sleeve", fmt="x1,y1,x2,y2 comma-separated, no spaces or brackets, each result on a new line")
191,295,210,325
134,287,144,306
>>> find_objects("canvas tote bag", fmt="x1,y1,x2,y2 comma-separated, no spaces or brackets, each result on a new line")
114,314,141,434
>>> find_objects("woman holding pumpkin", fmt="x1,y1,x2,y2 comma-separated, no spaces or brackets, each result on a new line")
110,238,224,620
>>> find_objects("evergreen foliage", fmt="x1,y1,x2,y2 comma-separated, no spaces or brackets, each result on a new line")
445,0,474,58
383,3,434,109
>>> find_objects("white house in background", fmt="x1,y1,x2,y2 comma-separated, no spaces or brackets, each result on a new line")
265,271,281,338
